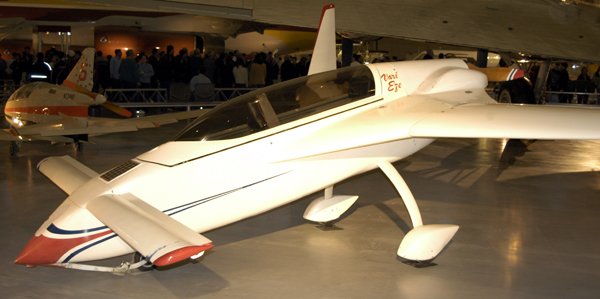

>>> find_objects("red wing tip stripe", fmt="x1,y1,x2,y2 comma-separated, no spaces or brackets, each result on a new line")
153,244,214,267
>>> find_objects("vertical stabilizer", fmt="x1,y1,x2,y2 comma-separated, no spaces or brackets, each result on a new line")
307,4,336,76
60,48,132,118
63,48,95,92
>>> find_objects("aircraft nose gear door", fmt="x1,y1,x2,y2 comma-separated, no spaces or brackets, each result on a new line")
377,161,459,264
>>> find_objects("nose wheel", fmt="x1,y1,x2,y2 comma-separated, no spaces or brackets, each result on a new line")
9,141,21,157
132,252,154,272
72,142,83,152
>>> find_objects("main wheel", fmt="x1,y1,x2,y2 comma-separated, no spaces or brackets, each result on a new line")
132,252,154,272
497,89,512,103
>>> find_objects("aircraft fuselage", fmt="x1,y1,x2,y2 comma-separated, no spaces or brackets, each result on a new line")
19,59,491,265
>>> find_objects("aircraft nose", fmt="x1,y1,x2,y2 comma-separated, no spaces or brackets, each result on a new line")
15,234,75,266
514,69,525,80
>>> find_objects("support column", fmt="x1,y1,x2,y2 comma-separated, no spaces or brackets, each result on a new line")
476,48,488,67
341,38,353,67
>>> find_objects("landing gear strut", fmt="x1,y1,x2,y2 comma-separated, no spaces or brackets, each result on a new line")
72,142,83,152
377,161,459,265
9,141,21,157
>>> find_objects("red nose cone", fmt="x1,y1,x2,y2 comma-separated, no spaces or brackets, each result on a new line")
514,69,525,80
15,235,64,266
15,230,113,266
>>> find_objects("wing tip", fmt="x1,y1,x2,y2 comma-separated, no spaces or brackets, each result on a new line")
153,243,214,267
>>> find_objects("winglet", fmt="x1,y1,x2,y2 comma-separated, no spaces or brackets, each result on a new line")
307,4,336,76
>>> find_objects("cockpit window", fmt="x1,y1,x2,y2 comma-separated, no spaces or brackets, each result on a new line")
175,65,375,141
8,83,38,101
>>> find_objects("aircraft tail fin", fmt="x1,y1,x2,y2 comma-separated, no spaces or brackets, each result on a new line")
60,47,132,118
307,4,337,76
62,48,95,92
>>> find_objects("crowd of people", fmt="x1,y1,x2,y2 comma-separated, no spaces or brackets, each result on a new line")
0,45,320,96
2,45,600,103
0,46,80,87
546,62,600,104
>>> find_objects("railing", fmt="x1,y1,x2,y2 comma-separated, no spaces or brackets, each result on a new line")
104,88,169,103
543,90,600,104
116,102,220,110
214,88,255,100
103,87,255,103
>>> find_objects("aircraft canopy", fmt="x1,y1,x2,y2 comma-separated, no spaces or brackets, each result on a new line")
175,65,375,141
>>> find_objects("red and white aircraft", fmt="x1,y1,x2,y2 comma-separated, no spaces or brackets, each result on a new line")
15,4,600,273
2,48,206,156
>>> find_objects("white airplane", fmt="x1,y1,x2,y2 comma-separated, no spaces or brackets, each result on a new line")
1,48,206,156
15,4,600,273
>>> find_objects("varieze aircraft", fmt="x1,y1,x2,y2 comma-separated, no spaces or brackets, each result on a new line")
2,48,206,156
15,4,600,273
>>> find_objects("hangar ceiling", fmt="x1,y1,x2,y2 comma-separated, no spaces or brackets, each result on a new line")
0,0,599,61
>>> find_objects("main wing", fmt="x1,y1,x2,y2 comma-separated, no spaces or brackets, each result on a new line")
13,109,207,138
99,108,209,130
408,101,600,140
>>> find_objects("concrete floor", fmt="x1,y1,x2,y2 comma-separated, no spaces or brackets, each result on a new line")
1,123,599,299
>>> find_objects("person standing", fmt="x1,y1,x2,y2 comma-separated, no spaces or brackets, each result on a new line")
109,49,122,88
157,45,174,91
576,67,593,104
0,55,7,80
248,53,266,88
94,51,109,92
137,55,154,88
9,53,23,86
118,49,138,89
280,56,297,81
232,59,248,88
593,69,600,105
147,48,160,87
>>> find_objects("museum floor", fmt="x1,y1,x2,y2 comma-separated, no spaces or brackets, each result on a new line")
1,122,599,299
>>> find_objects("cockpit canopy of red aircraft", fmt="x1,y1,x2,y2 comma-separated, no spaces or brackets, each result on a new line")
7,82,52,102
176,65,376,141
